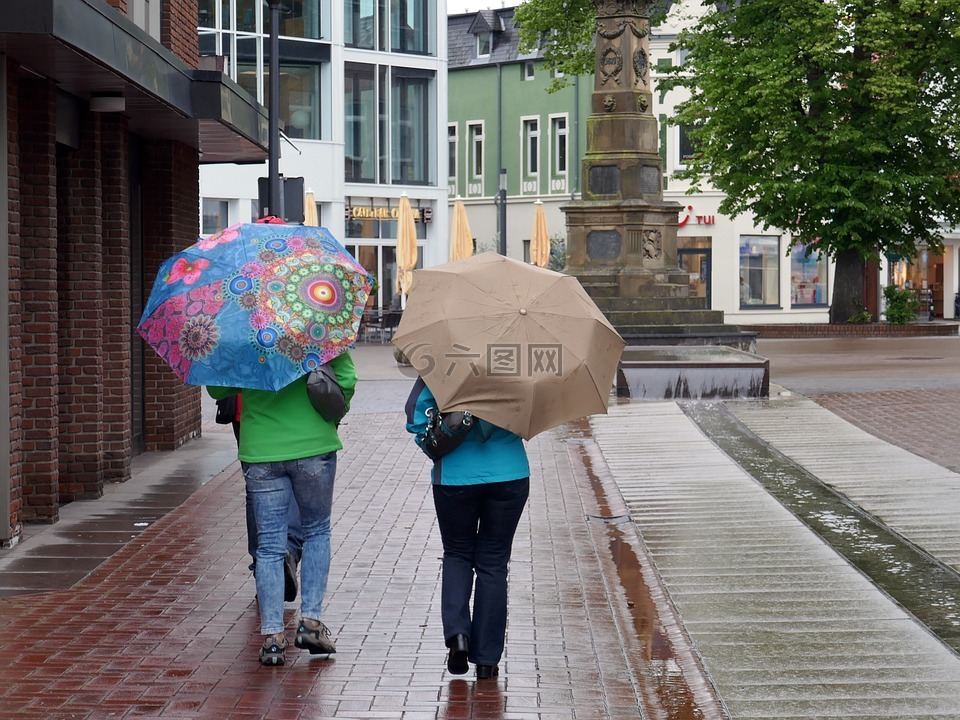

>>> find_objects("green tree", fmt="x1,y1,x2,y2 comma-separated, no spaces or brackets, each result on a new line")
663,0,960,322
517,0,960,322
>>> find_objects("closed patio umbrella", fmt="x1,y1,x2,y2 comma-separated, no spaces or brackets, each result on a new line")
396,193,418,308
303,188,319,226
449,196,474,262
530,199,550,268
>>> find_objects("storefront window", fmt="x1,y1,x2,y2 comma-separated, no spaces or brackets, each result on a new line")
392,69,433,185
739,235,780,307
790,243,828,306
345,63,377,183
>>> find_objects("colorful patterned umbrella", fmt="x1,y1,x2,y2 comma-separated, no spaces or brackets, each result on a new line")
137,223,372,391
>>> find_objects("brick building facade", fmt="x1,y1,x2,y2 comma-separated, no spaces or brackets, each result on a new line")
0,0,268,546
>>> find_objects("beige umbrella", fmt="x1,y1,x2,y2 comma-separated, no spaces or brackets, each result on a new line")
392,252,625,439
395,193,418,306
449,197,474,262
303,188,319,226
529,199,550,267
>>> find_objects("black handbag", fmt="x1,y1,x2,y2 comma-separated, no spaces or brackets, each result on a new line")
306,363,347,423
214,396,238,425
419,409,474,461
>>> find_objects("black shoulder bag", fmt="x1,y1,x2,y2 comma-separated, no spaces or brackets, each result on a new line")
306,363,347,423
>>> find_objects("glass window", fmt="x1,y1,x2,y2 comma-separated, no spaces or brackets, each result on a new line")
552,116,567,174
468,123,484,179
477,32,491,57
448,125,458,181
524,62,535,81
523,118,539,176
198,0,215,28
345,63,377,183
392,0,431,55
278,64,320,139
345,0,376,49
250,200,260,222
276,0,321,39
202,199,229,234
678,125,697,167
790,243,828,305
392,69,433,185
739,235,780,307
220,0,232,30
236,0,258,32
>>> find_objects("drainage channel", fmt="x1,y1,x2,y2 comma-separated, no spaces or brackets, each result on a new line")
682,401,960,654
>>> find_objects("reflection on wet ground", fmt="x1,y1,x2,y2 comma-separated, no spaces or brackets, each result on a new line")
573,434,728,720
683,401,960,652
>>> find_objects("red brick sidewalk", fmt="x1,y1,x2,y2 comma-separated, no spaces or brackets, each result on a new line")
0,412,717,719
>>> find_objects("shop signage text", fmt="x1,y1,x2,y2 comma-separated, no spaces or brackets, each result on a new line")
677,205,715,227
345,205,433,223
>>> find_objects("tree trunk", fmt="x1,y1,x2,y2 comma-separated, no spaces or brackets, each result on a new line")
829,249,866,323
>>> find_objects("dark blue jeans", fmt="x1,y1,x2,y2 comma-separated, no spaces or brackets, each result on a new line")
432,477,529,666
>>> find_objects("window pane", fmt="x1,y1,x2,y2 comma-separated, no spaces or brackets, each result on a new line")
739,236,780,307
236,0,257,32
392,0,430,55
278,0,320,39
679,125,697,165
552,117,567,174
279,64,320,140
345,63,377,183
392,71,433,184
477,32,491,56
345,0,376,49
790,243,828,305
447,125,457,180
524,119,539,176
198,0,215,28
469,124,484,178
202,199,229,234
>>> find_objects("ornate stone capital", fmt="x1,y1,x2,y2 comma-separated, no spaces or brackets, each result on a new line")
592,0,654,18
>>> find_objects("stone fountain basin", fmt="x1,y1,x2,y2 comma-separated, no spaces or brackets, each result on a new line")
616,345,770,400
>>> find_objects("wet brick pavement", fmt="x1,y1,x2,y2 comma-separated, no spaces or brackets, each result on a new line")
3,338,960,718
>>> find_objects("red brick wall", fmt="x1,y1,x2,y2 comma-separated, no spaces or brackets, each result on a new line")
6,60,24,538
56,112,105,502
750,324,959,339
104,0,128,14
101,115,133,484
18,77,59,523
141,140,202,451
163,0,199,68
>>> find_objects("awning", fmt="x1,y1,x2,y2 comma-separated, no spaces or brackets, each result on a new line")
0,0,268,164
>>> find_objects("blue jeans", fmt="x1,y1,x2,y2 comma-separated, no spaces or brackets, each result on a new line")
245,492,303,568
432,478,529,666
243,453,337,635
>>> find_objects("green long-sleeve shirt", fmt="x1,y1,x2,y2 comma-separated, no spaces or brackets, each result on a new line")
207,352,357,463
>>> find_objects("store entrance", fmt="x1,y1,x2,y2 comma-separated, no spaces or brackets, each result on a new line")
678,247,712,309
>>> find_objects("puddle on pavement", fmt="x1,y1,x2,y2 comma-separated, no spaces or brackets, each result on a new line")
682,401,960,652
574,437,724,720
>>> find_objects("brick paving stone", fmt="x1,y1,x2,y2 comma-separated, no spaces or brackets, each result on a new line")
0,410,712,719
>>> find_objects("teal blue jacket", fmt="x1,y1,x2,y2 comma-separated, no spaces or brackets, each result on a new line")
405,378,529,486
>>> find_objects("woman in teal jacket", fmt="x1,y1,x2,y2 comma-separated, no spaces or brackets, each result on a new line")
405,377,529,679
208,351,356,666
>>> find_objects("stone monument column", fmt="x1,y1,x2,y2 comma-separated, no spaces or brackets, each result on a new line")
564,0,688,300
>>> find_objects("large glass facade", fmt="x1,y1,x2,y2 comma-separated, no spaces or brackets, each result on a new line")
739,235,780,307
391,0,431,55
345,0,376,49
345,0,433,54
790,243,828,306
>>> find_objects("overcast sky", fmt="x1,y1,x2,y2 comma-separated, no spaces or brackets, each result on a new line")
447,0,512,15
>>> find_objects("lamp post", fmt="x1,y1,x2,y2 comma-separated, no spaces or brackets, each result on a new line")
267,0,281,218
498,168,507,255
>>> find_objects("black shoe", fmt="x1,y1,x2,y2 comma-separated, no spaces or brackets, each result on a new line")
283,552,299,603
476,664,498,679
445,634,469,675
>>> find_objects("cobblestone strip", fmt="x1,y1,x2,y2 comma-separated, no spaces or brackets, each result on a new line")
590,402,960,720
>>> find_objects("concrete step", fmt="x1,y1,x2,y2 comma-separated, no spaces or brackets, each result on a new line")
596,296,710,312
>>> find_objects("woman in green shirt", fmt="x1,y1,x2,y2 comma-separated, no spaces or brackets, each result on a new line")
208,351,357,665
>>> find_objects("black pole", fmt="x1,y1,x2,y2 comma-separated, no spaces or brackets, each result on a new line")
268,0,281,218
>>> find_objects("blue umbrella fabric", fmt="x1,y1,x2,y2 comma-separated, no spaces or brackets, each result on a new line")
138,223,373,391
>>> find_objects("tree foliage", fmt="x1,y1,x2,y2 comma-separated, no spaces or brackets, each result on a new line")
516,0,960,322
663,0,960,320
